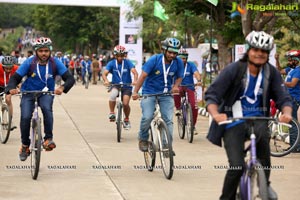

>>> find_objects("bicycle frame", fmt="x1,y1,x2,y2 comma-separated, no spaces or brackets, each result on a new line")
20,91,54,180
110,83,131,142
142,92,174,179
219,117,286,200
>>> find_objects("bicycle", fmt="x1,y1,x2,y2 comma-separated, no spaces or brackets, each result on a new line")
219,116,289,200
108,83,131,143
176,85,194,143
19,91,54,180
143,93,174,180
0,90,12,144
84,68,90,89
269,110,300,157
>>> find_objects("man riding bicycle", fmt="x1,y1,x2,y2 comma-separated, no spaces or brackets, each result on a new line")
174,47,202,134
132,37,184,154
205,31,292,200
6,37,75,161
0,56,19,130
102,45,138,130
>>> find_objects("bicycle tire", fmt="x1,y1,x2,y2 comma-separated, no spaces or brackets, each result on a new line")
157,119,174,180
270,117,300,157
85,73,89,89
31,118,42,180
116,102,122,143
0,104,11,144
177,112,185,139
186,103,194,143
143,128,156,171
250,162,268,200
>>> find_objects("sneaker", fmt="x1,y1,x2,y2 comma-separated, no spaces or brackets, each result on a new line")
139,140,148,152
43,138,56,151
268,186,278,200
175,110,181,116
123,118,131,130
19,145,30,161
193,127,198,135
109,113,116,122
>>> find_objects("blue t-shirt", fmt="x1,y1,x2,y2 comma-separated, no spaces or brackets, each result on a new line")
181,61,198,91
105,58,135,88
141,54,184,94
285,66,300,101
226,73,264,129
81,60,92,72
17,56,68,92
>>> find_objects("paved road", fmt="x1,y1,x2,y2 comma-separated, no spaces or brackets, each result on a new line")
0,83,299,200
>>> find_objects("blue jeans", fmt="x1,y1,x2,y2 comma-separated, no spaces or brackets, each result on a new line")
20,94,54,146
138,95,174,143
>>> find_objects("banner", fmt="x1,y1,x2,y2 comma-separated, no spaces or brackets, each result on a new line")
119,1,143,75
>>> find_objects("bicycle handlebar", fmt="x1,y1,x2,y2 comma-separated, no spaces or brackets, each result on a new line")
141,92,173,99
218,116,292,128
17,91,55,97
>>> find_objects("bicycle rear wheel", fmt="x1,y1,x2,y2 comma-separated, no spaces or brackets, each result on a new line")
116,102,123,143
144,128,156,171
186,103,194,143
157,120,174,180
250,163,268,200
0,104,12,144
270,118,300,157
30,118,42,180
177,110,185,139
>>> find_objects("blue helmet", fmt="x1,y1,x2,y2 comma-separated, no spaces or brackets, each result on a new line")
161,38,181,53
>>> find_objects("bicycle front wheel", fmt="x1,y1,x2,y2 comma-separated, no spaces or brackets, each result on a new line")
270,118,300,157
84,73,89,89
116,102,123,143
31,118,42,180
250,163,268,200
157,120,174,180
143,128,156,171
0,104,12,144
186,103,194,143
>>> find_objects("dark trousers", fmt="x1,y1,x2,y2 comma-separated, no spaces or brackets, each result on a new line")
220,121,271,200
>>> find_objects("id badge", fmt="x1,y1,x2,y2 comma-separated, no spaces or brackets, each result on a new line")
232,100,243,118
42,87,49,92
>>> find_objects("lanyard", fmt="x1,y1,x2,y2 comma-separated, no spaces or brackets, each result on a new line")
241,67,262,104
3,72,10,87
162,57,172,93
115,60,124,84
36,63,49,86
183,63,188,79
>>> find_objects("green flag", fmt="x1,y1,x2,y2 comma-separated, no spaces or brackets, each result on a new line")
154,1,169,21
206,0,218,6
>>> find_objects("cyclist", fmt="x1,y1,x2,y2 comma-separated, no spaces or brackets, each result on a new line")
276,50,300,153
102,45,138,130
81,55,92,85
174,47,202,134
132,37,184,153
205,31,292,200
6,37,75,161
0,56,18,130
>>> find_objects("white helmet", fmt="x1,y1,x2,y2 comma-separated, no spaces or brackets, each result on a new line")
245,31,274,51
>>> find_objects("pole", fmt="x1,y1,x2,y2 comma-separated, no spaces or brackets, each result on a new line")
209,4,213,84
